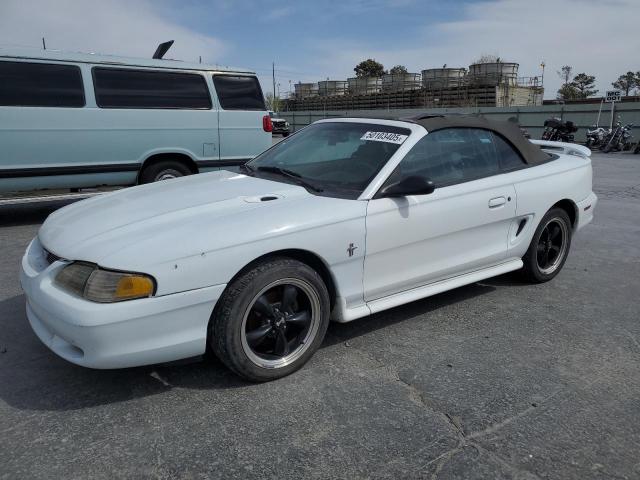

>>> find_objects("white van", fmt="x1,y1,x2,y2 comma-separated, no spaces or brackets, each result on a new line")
0,47,273,193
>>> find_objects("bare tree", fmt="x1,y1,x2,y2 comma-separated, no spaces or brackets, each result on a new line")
473,54,501,64
557,65,573,85
265,93,280,112
557,66,578,100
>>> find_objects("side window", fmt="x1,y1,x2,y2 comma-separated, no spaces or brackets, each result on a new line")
212,75,266,110
93,68,211,109
391,128,500,187
0,61,84,107
491,132,526,171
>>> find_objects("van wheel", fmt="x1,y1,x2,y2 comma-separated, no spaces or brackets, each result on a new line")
139,160,192,184
210,258,330,382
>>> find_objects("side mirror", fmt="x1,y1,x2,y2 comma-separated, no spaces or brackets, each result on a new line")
379,175,435,197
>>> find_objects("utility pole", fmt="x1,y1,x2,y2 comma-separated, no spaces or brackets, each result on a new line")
540,61,545,103
272,62,276,101
42,37,46,50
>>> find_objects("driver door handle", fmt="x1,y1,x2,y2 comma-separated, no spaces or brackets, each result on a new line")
488,196,506,208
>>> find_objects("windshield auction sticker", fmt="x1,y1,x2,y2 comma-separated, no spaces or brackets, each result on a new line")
361,131,408,144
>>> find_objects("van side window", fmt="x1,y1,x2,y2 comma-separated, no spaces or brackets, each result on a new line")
93,68,211,109
212,75,266,110
0,61,85,107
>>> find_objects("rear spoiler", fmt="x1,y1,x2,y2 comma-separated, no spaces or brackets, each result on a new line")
529,140,591,158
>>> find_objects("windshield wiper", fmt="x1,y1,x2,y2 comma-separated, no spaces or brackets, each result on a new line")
256,166,324,193
239,163,255,174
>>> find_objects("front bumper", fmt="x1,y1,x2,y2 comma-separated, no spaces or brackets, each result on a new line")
20,238,225,369
272,123,290,134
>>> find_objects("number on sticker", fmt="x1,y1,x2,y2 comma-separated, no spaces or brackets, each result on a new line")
360,131,408,144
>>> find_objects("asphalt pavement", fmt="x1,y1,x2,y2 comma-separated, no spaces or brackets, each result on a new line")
0,152,639,479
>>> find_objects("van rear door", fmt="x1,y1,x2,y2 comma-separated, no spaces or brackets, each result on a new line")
212,75,271,167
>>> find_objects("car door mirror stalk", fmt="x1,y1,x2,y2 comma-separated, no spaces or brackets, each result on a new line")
380,176,435,197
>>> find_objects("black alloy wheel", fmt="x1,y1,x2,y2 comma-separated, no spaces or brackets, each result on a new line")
210,258,330,382
522,208,572,283
535,219,568,275
242,279,319,367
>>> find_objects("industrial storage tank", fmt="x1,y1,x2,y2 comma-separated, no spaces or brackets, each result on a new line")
294,82,319,98
468,62,519,86
348,77,383,95
421,68,467,89
382,73,421,92
318,80,348,97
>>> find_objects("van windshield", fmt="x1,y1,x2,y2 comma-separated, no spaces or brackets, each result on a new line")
246,122,411,199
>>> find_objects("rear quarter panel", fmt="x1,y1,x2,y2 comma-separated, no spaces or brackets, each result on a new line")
507,154,593,257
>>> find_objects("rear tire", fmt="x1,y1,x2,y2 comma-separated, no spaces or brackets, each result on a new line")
139,160,192,184
210,258,330,382
522,208,572,283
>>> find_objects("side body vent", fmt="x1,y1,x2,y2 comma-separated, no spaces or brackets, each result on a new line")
44,249,62,265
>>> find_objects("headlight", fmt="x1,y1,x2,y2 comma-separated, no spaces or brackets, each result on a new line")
285,121,290,127
55,262,155,303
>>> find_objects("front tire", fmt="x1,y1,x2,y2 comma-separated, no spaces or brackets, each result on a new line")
522,208,572,283
210,258,330,382
139,160,192,184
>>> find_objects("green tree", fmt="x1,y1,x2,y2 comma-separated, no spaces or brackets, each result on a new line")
612,71,638,96
557,84,579,100
389,65,408,75
354,59,385,78
571,73,598,98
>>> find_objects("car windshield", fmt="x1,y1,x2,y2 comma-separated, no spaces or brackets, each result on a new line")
246,122,411,198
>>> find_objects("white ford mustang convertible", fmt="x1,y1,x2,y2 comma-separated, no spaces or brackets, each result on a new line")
21,115,597,381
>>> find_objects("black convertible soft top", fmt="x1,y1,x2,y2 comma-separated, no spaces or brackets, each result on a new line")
401,114,552,165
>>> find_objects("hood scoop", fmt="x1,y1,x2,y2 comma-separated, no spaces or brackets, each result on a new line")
243,194,283,203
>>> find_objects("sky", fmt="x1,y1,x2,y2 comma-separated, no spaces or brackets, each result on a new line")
1,0,639,100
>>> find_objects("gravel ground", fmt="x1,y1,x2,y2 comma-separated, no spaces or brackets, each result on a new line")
0,152,638,479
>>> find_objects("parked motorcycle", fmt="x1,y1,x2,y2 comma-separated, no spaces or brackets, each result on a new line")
601,122,634,153
585,125,608,149
542,117,578,142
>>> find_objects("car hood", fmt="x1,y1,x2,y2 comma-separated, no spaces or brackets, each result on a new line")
39,170,333,266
